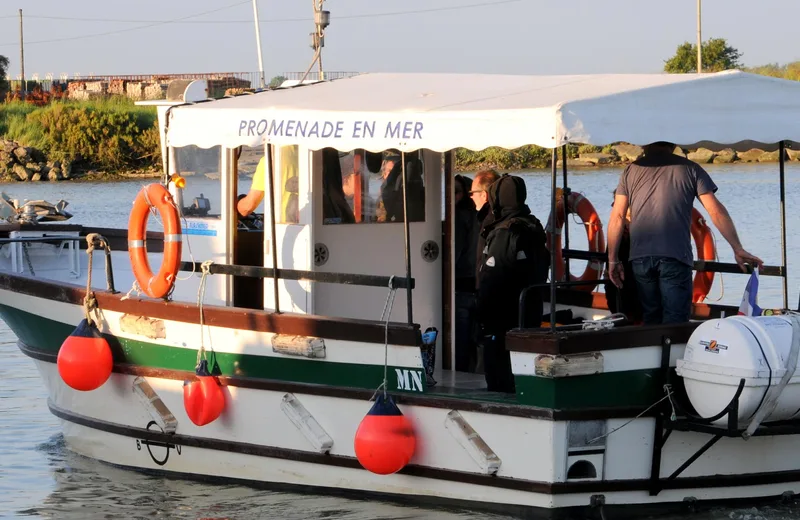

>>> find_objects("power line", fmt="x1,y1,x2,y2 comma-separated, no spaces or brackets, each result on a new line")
0,0,251,47
4,0,521,25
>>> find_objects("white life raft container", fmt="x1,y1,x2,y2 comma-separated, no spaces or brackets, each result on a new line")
676,315,800,427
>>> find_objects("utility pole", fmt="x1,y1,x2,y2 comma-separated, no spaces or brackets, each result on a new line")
19,8,25,100
312,0,329,80
696,0,702,73
252,0,266,88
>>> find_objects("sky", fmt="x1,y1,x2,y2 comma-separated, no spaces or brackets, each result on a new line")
0,0,799,81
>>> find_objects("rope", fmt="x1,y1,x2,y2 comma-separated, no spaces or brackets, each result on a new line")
83,235,100,328
371,276,397,400
120,279,143,301
587,385,675,444
196,260,214,366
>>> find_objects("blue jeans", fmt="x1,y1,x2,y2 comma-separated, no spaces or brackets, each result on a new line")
631,257,693,324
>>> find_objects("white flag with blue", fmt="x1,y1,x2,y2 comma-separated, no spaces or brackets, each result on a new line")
737,269,762,316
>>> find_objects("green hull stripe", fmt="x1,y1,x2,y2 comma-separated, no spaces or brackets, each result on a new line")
0,304,427,395
514,370,661,409
0,304,667,410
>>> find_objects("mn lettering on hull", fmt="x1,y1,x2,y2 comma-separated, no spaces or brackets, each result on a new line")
395,368,425,393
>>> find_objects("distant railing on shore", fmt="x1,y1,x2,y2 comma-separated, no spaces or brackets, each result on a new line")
4,70,360,102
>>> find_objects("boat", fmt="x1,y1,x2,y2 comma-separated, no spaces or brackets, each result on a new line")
3,70,800,519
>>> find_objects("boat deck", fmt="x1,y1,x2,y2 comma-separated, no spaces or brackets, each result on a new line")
427,369,518,404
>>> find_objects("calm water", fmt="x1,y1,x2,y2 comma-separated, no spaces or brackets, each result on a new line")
2,163,800,519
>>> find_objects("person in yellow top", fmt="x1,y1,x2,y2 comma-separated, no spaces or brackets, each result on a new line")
237,156,265,217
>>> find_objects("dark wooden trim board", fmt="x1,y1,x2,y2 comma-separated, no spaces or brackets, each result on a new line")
0,273,420,346
507,321,699,355
47,397,800,496
19,340,650,421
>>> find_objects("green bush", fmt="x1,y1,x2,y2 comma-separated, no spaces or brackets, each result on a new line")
0,97,159,171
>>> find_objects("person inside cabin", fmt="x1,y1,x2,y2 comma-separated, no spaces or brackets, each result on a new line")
377,150,425,223
321,148,356,224
341,152,378,222
603,189,643,324
237,156,265,218
475,174,550,393
607,141,763,325
454,174,479,372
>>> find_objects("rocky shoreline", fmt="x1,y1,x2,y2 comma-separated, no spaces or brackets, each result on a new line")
457,143,800,172
0,139,159,182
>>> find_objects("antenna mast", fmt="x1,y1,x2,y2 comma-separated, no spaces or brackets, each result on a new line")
299,0,329,83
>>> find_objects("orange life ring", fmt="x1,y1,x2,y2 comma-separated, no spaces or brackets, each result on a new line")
545,190,606,292
691,207,715,303
128,183,182,299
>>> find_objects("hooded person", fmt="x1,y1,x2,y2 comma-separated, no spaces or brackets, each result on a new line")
476,174,550,393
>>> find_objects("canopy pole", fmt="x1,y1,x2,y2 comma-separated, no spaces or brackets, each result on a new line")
266,144,281,313
401,152,414,324
779,141,789,310
549,148,558,331
561,144,570,281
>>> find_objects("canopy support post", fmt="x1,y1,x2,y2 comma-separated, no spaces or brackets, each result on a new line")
549,148,558,331
266,143,281,313
562,144,570,280
778,141,789,310
401,152,414,325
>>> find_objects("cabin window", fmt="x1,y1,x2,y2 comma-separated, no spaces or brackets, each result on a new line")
278,145,300,224
322,147,426,225
174,145,222,219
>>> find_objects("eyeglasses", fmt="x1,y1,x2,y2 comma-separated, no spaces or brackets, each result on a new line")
468,190,485,195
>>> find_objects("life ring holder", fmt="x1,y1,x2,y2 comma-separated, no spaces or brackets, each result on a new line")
691,207,716,303
545,189,606,292
128,183,182,299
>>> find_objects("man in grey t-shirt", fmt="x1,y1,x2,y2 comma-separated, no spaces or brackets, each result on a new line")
607,141,763,324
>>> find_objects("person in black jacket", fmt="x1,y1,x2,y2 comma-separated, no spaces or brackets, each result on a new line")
454,174,478,372
476,174,550,393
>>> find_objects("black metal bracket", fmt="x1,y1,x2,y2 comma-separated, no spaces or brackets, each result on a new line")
648,333,800,496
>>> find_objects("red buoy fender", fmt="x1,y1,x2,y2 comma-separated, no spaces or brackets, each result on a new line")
354,393,416,475
57,319,113,391
183,359,225,426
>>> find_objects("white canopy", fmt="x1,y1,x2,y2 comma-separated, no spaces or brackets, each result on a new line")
165,70,800,152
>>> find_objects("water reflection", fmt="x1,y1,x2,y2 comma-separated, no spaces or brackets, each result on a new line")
21,435,504,520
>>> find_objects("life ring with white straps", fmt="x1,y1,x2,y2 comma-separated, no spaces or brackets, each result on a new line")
691,207,716,303
545,190,605,292
128,183,182,299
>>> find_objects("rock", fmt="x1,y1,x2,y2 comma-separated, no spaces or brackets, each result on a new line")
738,149,765,162
46,160,61,170
613,144,643,162
31,172,42,182
12,163,31,181
2,140,15,153
556,159,597,168
673,146,687,158
0,151,14,169
27,162,42,173
61,161,72,179
579,152,616,165
787,149,800,161
713,149,737,163
47,169,60,181
687,148,716,163
758,150,786,162
12,146,32,163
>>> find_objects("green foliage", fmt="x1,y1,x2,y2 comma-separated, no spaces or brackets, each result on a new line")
455,145,552,170
269,75,287,88
0,97,159,171
577,144,602,155
0,55,8,98
664,38,742,73
745,61,800,81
